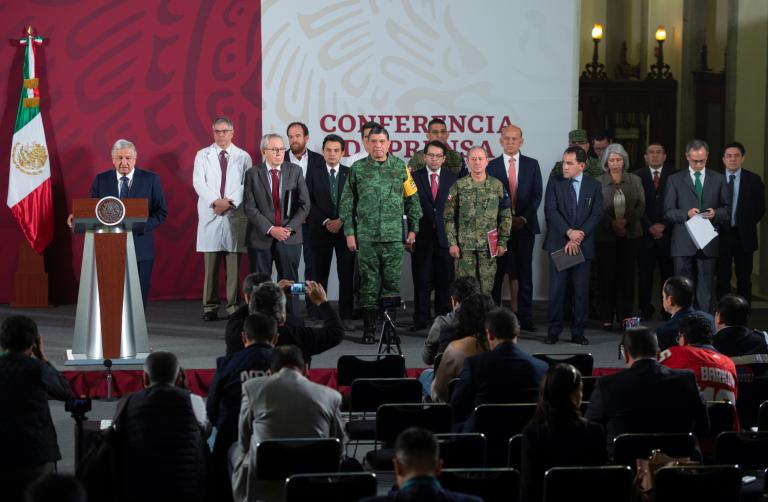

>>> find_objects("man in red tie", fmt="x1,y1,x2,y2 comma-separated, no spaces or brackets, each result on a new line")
487,125,543,332
243,134,310,314
407,141,460,331
194,117,254,321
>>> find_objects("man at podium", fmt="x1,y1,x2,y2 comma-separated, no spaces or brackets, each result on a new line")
86,139,167,306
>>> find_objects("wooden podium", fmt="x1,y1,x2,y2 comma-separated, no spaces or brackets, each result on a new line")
66,197,150,364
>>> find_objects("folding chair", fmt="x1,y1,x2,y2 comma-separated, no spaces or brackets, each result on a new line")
612,432,700,468
581,375,597,401
533,353,594,376
715,431,768,470
543,466,633,502
434,433,486,468
439,468,520,502
336,354,406,387
653,465,742,502
365,403,453,470
508,434,522,469
254,438,342,480
758,400,768,431
734,363,768,429
285,472,376,502
346,378,422,445
474,403,536,467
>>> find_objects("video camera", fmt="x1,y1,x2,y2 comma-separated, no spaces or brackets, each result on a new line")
65,397,92,421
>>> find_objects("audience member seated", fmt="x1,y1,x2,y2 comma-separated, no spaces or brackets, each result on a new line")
586,327,709,443
656,276,714,350
450,308,548,426
360,427,482,502
0,316,72,502
431,293,495,402
207,313,277,500
249,280,343,365
521,364,606,502
114,351,209,502
660,314,738,405
713,293,768,361
25,473,86,502
231,345,345,502
422,276,480,366
226,272,271,354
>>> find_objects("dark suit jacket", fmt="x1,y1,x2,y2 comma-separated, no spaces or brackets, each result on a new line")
413,168,458,248
90,168,168,262
362,479,482,502
585,359,709,442
450,342,549,423
243,161,309,249
631,165,677,248
543,175,603,259
305,162,349,245
722,169,766,251
713,325,768,358
663,169,730,257
487,154,543,234
655,307,715,351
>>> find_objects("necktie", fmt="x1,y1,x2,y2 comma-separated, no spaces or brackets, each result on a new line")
270,169,281,226
508,156,517,212
430,172,439,201
568,178,578,227
329,168,338,209
652,170,660,191
729,174,736,225
119,176,129,199
693,171,703,210
219,150,228,197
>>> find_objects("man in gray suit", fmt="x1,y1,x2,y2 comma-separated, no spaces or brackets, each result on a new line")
231,345,344,502
244,134,310,312
664,139,730,311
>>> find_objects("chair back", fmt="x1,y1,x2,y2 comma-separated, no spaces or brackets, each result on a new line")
375,403,453,447
714,431,768,470
533,353,594,376
285,472,376,502
734,363,768,429
612,433,699,468
255,438,342,480
581,376,597,401
434,433,486,468
336,354,406,387
707,400,737,438
758,400,768,431
349,378,422,414
543,466,633,502
508,434,522,469
474,403,536,467
439,468,520,502
653,465,741,502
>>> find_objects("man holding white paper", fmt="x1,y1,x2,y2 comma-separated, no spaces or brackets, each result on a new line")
663,139,730,311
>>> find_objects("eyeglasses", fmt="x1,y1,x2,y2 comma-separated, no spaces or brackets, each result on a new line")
265,147,286,153
426,153,445,159
213,129,233,134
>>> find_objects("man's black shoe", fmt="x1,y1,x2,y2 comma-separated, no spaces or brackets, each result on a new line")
519,320,537,332
202,311,218,322
571,335,590,345
544,335,558,344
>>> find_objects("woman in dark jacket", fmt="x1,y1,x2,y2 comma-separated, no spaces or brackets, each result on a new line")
520,364,606,502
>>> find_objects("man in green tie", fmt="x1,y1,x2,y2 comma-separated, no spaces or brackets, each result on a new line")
663,139,731,311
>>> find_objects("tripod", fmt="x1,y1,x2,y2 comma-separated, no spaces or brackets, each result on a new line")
377,307,402,354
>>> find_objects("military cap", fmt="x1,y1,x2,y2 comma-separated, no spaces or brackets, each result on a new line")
568,129,588,143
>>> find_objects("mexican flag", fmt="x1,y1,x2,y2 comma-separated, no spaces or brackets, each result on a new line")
6,30,53,254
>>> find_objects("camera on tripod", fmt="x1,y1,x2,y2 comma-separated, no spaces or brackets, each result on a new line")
377,296,403,354
65,397,92,421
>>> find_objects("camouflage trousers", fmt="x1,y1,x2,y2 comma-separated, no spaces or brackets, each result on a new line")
455,249,497,295
358,240,403,310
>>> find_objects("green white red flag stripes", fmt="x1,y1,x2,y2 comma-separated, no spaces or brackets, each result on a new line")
7,30,53,254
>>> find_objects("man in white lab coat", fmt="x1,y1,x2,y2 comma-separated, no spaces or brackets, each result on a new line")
193,116,253,321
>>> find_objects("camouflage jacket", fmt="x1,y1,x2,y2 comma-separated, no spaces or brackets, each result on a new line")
409,148,466,176
444,175,511,251
550,156,603,178
339,154,422,242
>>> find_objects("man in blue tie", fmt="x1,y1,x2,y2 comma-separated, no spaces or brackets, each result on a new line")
543,146,603,344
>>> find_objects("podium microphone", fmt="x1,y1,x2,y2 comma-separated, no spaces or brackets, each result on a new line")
104,359,116,401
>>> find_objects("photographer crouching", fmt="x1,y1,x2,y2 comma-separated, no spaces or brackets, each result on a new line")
0,315,72,502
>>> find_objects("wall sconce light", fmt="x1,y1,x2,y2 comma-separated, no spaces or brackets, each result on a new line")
582,23,607,79
648,25,673,79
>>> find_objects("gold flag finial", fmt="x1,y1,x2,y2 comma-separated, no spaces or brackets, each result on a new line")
26,26,34,36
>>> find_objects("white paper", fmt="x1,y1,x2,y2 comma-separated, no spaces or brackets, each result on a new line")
685,214,718,249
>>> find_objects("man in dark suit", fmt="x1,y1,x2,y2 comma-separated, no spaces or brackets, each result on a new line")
408,140,459,331
632,143,676,320
305,134,355,321
81,139,167,306
543,147,603,345
713,293,768,359
716,142,766,304
450,308,548,425
586,326,709,443
664,139,730,311
244,133,309,312
487,125,543,332
360,427,482,502
656,275,714,351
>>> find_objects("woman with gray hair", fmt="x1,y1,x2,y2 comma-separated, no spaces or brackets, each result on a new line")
596,144,645,330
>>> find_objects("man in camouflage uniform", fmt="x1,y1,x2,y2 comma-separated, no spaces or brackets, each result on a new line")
339,126,423,342
550,129,603,177
444,146,511,294
408,118,466,175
